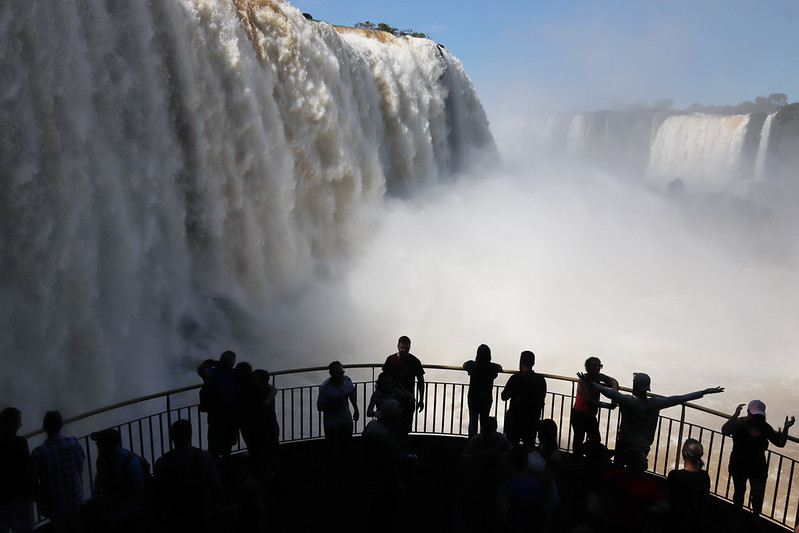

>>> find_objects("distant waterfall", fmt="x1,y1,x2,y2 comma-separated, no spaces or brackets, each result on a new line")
0,0,494,411
754,113,775,181
647,114,750,191
566,114,588,152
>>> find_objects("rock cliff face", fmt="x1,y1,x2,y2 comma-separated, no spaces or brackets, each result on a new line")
0,0,495,412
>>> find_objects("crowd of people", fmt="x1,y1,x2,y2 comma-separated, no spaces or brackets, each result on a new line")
1,338,796,533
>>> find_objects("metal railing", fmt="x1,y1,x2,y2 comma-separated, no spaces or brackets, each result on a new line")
24,363,799,530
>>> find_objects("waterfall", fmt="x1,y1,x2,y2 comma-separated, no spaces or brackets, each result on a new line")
566,114,587,153
0,0,495,412
647,114,750,191
754,113,775,181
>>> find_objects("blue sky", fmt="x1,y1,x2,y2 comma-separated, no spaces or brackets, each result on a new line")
299,0,799,113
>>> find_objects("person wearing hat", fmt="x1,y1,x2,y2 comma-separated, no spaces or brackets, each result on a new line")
578,371,724,464
721,400,796,524
86,428,146,533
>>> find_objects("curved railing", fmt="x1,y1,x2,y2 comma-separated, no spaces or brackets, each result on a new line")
24,364,799,530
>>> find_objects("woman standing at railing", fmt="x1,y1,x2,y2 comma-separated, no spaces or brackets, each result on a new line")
571,357,618,460
462,344,503,437
721,400,796,527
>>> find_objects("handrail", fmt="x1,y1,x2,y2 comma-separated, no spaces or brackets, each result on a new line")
22,363,799,531
26,364,795,443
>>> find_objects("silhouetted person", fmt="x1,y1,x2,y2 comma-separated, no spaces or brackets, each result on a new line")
362,399,404,530
462,416,512,464
501,350,546,447
463,344,503,437
666,438,710,533
0,407,34,533
366,372,414,422
595,448,668,533
563,440,613,532
526,419,561,528
317,361,359,465
496,445,542,533
236,364,279,479
31,411,85,533
197,350,239,462
580,371,723,463
721,400,795,527
571,356,618,459
456,423,506,533
382,335,425,436
236,473,267,533
152,420,222,533
85,428,145,533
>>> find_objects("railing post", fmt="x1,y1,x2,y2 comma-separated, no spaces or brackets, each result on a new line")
166,392,173,441
568,381,575,452
675,404,686,472
795,489,799,532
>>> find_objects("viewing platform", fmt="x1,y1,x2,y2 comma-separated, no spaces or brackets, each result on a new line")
24,364,799,532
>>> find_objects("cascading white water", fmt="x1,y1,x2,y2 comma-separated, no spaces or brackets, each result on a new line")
0,0,495,413
754,113,775,181
647,114,750,191
566,114,587,153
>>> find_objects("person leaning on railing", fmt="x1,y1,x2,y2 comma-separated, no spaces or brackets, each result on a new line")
721,399,796,526
578,371,724,463
571,357,619,460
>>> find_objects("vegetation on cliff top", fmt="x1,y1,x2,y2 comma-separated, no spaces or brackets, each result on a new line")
615,93,791,114
354,21,427,38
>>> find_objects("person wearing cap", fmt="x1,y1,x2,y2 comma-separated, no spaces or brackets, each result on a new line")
87,428,146,532
721,400,796,524
578,371,723,464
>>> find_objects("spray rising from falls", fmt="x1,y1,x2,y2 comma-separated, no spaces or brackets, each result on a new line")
0,0,495,413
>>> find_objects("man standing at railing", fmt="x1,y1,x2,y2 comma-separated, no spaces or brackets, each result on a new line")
501,350,546,448
382,335,425,436
30,411,85,533
317,361,360,464
197,351,239,463
579,372,724,464
0,407,34,533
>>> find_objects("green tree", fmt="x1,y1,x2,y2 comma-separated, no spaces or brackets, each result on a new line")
769,93,788,107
